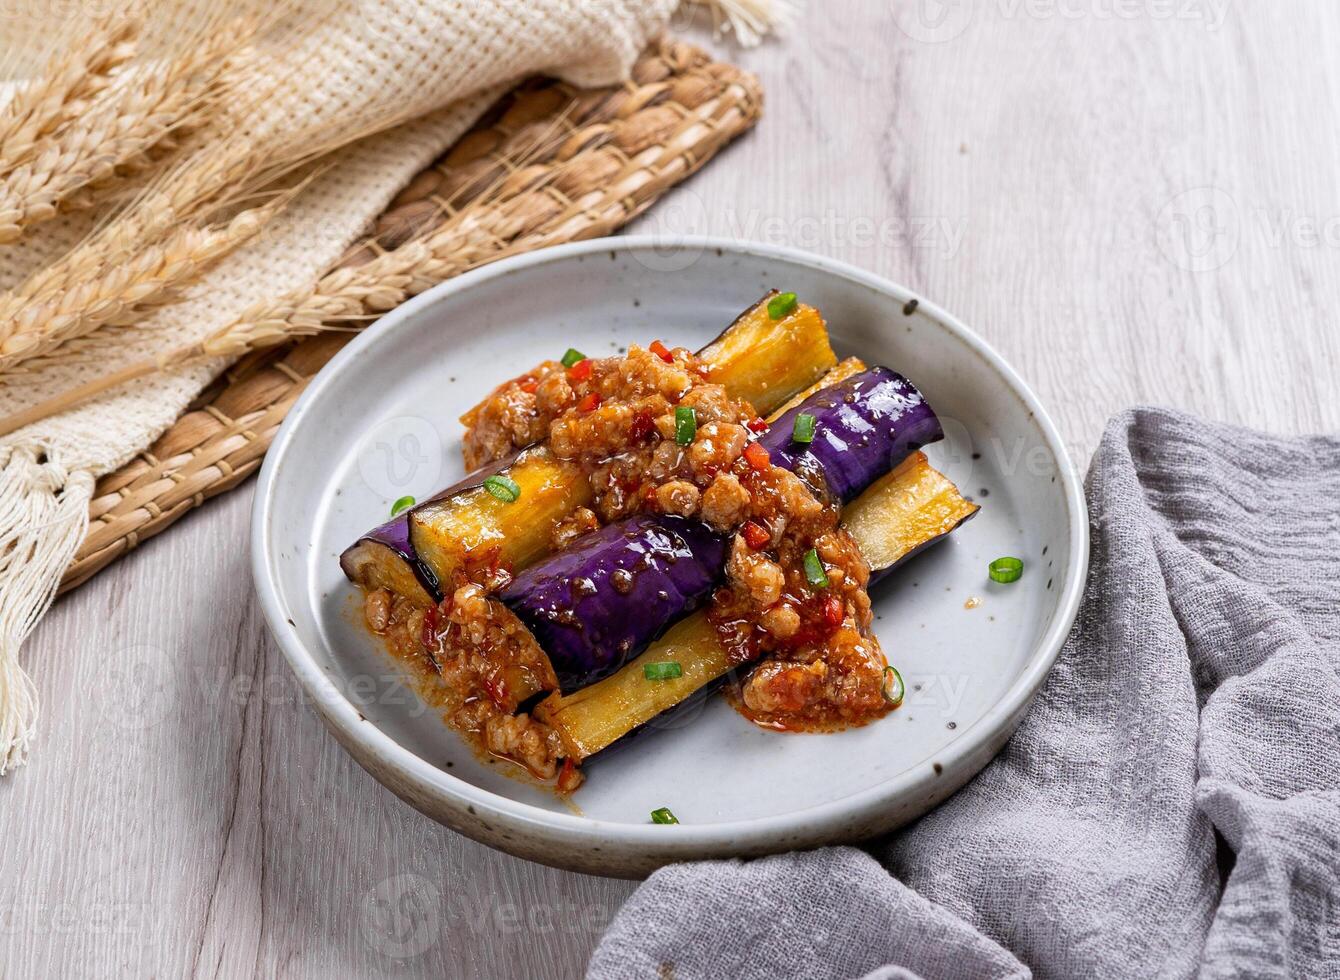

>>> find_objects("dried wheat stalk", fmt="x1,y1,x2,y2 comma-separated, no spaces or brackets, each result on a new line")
0,81,406,370
0,29,248,243
0,191,292,370
0,0,507,385
0,231,478,436
0,5,323,367
0,27,769,438
0,17,139,173
0,174,547,439
11,143,264,309
0,137,299,357
145,115,585,370
0,97,656,436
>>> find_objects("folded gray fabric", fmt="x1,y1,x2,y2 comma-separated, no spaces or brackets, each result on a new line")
588,408,1340,980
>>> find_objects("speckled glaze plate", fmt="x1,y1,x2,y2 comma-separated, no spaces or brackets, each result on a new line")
251,237,1088,878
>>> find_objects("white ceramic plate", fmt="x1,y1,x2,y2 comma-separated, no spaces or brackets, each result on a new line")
252,237,1088,878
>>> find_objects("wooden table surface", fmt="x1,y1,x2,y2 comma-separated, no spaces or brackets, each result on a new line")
5,3,1339,977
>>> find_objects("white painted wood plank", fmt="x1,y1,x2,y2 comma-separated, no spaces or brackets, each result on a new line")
4,4,1339,977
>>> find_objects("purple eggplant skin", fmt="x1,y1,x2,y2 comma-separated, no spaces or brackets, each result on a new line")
339,451,525,604
339,513,443,604
760,367,943,505
344,365,942,689
586,507,974,766
503,367,941,689
341,365,935,606
501,515,729,692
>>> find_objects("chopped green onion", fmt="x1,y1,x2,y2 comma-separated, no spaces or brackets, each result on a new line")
483,475,521,503
882,665,905,707
560,348,587,368
767,291,799,320
644,662,683,681
650,807,679,825
792,412,817,445
988,556,1024,584
390,495,415,517
674,406,697,446
803,548,829,588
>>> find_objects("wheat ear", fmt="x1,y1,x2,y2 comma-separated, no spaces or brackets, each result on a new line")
0,130,305,336
0,30,248,243
0,107,589,435
0,17,139,174
0,204,519,438
0,104,407,377
0,98,577,436
0,192,291,371
0,102,438,365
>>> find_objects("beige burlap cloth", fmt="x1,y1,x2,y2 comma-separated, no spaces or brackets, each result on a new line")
0,0,760,772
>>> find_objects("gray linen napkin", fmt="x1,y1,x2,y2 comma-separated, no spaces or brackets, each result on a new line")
588,408,1340,980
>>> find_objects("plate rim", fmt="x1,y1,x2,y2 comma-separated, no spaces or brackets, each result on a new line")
251,235,1090,852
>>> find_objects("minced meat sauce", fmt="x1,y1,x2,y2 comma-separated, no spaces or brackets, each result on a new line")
363,341,892,789
363,575,582,791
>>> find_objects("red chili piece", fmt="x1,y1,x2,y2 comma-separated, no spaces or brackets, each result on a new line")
568,358,593,382
557,758,582,793
649,340,674,363
824,596,844,630
743,441,770,471
420,603,441,650
578,391,601,412
628,410,655,442
741,521,770,550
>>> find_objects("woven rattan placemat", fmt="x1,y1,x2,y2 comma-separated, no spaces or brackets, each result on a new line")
59,38,762,593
